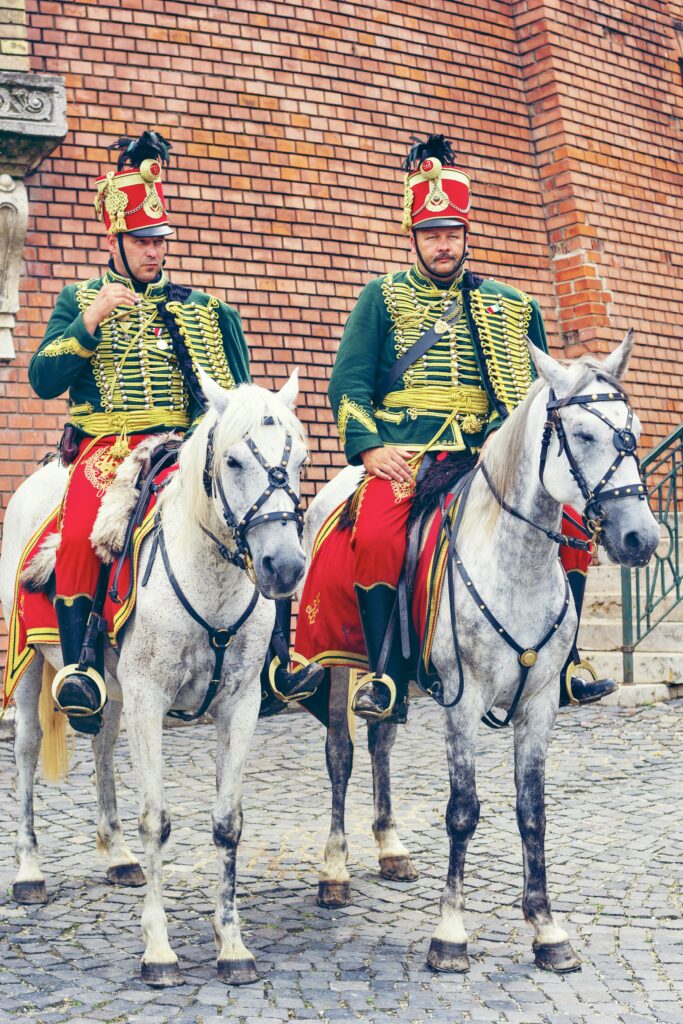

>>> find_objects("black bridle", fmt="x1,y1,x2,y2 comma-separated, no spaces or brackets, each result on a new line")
539,380,646,542
423,377,647,729
201,418,305,580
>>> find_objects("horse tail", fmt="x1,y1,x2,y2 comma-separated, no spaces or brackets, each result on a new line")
39,661,71,783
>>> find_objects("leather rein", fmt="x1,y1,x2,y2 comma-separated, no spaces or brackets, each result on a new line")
426,380,646,728
143,419,304,722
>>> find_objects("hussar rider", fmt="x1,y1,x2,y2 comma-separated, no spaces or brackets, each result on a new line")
29,130,322,734
327,134,616,720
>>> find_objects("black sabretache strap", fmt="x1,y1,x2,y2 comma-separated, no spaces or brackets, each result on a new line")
373,298,462,404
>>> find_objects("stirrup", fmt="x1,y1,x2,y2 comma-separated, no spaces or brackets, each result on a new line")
268,653,320,703
51,664,107,718
350,672,397,722
563,659,598,706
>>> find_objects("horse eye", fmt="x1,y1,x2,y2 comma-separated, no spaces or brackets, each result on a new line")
576,432,595,444
226,455,241,469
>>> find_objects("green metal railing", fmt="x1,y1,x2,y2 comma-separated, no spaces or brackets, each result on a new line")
621,424,683,683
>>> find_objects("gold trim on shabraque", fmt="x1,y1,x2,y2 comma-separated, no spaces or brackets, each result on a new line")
468,289,534,412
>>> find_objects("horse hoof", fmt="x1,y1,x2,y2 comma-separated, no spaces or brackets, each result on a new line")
317,880,352,908
533,939,581,973
379,855,418,882
427,937,469,973
141,960,183,987
12,880,48,904
217,957,259,985
106,863,146,887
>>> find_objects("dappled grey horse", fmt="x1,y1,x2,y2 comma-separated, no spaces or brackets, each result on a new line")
305,333,659,973
0,373,309,987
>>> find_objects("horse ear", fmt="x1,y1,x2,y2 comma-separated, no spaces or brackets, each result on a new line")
601,329,634,381
526,338,573,393
278,368,299,411
196,366,231,415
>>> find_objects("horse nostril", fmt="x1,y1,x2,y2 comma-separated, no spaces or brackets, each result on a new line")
262,555,275,577
623,530,643,553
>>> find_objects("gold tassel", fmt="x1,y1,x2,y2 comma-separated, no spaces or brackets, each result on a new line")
401,173,414,234
109,427,131,461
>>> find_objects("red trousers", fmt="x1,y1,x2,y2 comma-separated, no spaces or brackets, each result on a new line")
55,434,153,601
351,475,591,589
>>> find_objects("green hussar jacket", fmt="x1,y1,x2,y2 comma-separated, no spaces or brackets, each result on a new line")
328,266,549,464
29,267,251,435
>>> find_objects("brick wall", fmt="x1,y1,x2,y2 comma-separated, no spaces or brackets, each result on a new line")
1,1,682,659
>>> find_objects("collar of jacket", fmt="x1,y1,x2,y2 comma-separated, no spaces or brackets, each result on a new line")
104,265,168,299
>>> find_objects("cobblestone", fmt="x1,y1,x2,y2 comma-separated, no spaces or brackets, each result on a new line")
1,698,682,1022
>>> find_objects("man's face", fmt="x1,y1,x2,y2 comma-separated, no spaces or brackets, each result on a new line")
107,233,167,282
410,225,466,281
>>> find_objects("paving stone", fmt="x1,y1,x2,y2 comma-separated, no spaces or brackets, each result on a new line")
2,701,683,1022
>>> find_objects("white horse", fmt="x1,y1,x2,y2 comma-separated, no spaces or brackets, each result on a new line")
305,334,659,973
0,373,309,987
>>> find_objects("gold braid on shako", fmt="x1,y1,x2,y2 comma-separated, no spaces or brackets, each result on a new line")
401,133,471,234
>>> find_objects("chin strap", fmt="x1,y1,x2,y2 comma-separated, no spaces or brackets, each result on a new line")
413,229,468,281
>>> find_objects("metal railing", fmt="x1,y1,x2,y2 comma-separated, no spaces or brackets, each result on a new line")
621,424,683,683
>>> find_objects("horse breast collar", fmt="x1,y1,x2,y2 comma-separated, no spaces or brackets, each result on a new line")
539,380,646,542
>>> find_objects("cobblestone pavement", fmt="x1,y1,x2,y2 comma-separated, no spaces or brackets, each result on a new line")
1,697,683,1024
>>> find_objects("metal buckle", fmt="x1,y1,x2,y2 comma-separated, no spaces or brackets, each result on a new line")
210,629,234,650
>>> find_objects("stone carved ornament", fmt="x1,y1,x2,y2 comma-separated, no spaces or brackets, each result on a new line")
0,174,28,361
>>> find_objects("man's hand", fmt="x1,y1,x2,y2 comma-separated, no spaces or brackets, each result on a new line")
82,283,138,336
360,446,414,483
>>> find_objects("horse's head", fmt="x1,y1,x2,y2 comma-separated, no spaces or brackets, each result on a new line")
196,370,309,598
528,331,659,567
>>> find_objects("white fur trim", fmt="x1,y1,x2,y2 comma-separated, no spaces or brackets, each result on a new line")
90,433,180,564
20,532,61,591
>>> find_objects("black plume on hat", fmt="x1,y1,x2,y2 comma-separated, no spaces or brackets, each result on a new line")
109,130,173,171
403,134,457,172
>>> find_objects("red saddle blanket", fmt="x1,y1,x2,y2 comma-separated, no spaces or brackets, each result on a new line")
294,498,449,676
294,499,590,677
3,466,175,709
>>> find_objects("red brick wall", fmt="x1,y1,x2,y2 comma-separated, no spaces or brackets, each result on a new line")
1,1,682,660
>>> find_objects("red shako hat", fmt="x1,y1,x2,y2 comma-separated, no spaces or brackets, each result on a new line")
401,134,470,233
94,130,173,237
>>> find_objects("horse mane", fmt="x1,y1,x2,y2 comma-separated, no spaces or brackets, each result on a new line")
462,355,626,536
160,383,307,534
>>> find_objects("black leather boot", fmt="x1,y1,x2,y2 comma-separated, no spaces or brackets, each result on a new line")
53,596,106,735
559,570,618,707
261,599,324,703
352,584,409,723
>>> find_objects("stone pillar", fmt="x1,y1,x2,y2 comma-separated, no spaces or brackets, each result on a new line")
0,0,67,361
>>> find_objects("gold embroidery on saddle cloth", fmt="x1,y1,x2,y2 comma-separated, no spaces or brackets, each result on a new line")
391,477,416,503
337,395,378,446
306,593,321,625
83,447,127,498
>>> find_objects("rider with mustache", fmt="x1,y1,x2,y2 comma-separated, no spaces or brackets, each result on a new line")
325,134,616,721
26,131,321,735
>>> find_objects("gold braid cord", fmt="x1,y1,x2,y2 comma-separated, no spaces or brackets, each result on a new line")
401,173,414,234
337,394,378,446
468,289,534,412
41,336,93,359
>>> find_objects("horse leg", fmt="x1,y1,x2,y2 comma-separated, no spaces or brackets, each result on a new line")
12,659,48,904
123,686,180,987
367,719,417,882
318,667,354,908
427,708,479,973
514,707,581,973
93,697,145,888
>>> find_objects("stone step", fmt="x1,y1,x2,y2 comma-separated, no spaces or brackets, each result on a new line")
579,618,683,653
578,650,683,685
583,590,683,622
